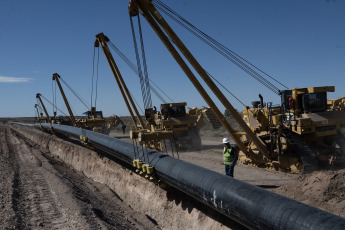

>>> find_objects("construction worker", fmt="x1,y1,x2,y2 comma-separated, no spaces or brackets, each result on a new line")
223,138,237,177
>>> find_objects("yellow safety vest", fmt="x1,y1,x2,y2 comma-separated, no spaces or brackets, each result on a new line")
223,147,234,165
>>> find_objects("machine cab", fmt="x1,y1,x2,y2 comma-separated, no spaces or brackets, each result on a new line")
281,86,333,114
160,103,187,119
87,107,104,119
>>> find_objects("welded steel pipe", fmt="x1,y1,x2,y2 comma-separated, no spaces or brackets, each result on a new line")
13,123,345,230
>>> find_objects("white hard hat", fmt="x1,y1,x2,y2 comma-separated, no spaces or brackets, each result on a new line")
223,138,230,144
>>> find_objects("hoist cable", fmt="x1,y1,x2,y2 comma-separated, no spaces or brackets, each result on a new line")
108,40,174,103
206,71,247,108
162,29,260,105
91,46,96,108
154,0,288,92
141,145,147,163
135,139,140,160
52,80,57,114
54,81,57,113
132,139,137,159
153,3,280,95
154,7,280,95
95,47,100,109
130,15,149,109
153,0,288,94
36,99,43,114
137,15,153,108
97,40,146,114
41,95,68,116
153,0,288,91
129,91,145,114
150,87,167,104
59,77,90,110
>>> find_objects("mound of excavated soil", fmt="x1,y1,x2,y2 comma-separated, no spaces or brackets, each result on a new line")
275,169,345,217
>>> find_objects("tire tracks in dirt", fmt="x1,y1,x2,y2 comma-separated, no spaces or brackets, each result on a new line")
5,126,90,229
0,125,17,229
1,124,160,229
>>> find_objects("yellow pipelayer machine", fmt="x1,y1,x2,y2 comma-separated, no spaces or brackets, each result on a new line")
128,0,345,172
95,33,220,152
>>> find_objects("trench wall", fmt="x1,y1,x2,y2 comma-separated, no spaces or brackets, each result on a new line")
12,125,240,230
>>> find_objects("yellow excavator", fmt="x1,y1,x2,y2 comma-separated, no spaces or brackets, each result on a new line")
128,0,345,172
95,33,219,151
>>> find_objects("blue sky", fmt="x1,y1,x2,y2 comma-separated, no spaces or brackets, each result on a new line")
0,0,344,117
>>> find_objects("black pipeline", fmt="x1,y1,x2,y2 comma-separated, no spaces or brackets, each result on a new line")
15,123,345,230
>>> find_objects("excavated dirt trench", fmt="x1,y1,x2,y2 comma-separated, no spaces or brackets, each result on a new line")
2,124,246,230
0,124,161,229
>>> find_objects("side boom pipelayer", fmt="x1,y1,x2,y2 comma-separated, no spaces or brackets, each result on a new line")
36,93,50,121
52,73,118,135
128,0,345,173
128,0,269,157
52,73,77,127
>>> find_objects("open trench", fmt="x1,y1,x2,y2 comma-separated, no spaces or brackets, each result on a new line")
2,123,245,230
0,123,163,229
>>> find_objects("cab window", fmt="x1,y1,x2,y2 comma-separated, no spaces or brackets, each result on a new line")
165,106,186,117
302,92,327,112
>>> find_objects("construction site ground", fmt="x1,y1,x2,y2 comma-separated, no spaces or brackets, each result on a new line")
110,130,298,189
1,122,345,230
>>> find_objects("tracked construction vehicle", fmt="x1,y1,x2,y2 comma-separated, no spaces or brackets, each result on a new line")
95,33,220,152
128,0,345,173
52,73,123,134
144,103,218,150
241,86,345,172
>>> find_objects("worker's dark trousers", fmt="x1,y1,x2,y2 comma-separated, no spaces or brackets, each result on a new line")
225,164,234,177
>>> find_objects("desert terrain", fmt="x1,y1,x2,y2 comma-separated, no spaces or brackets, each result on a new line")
1,120,344,229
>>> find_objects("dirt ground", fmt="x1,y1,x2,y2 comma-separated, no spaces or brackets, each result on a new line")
275,169,345,218
110,130,298,189
110,130,345,217
1,123,345,229
0,124,160,230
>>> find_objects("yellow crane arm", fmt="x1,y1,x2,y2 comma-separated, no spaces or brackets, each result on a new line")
52,73,77,127
34,104,41,121
95,33,145,129
128,0,269,156
36,93,50,121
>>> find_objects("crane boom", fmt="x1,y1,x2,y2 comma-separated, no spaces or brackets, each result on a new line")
34,104,41,122
36,93,50,121
129,0,270,156
95,33,145,128
52,73,77,127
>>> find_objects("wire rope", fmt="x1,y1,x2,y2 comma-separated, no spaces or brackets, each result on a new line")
152,0,288,95
95,47,100,109
137,15,153,108
41,95,69,116
108,40,174,103
59,77,90,110
130,15,149,109
91,46,96,108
